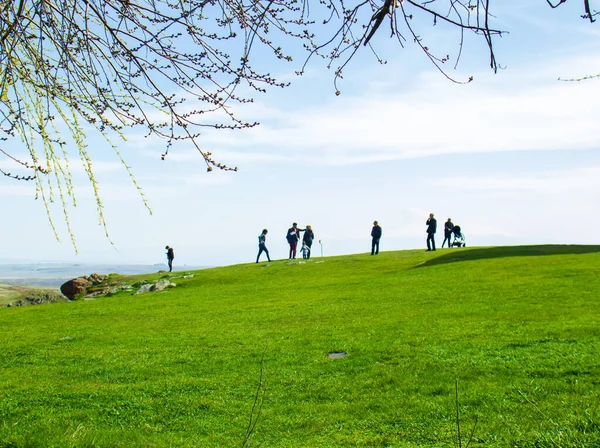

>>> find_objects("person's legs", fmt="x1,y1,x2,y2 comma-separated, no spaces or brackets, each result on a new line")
431,235,436,251
168,258,173,272
265,247,271,262
306,241,312,259
375,239,379,255
256,245,264,263
426,234,432,251
371,238,376,255
290,242,297,259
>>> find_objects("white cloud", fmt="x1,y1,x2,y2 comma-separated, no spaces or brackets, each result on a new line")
188,51,600,166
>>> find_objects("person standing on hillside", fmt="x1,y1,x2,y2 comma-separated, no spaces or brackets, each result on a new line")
286,222,303,259
426,213,437,251
165,245,175,272
442,218,454,248
302,225,315,259
371,221,382,255
256,229,272,263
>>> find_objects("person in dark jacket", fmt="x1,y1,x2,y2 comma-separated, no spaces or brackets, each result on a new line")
441,218,454,248
165,245,174,272
302,225,315,259
286,222,303,259
371,221,382,255
426,213,437,251
256,229,271,263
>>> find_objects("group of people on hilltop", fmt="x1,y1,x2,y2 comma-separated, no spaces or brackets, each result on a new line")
255,215,460,264
167,214,459,270
256,223,315,263
286,223,315,260
372,214,457,254
425,214,457,251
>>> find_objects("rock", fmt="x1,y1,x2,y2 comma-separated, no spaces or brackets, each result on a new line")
60,277,92,300
134,280,176,295
153,279,175,291
88,273,107,284
135,284,154,295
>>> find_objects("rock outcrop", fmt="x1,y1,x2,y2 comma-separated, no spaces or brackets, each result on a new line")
60,277,92,300
59,274,177,300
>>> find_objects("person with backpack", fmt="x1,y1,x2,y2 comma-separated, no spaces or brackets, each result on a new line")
165,245,175,272
256,229,272,263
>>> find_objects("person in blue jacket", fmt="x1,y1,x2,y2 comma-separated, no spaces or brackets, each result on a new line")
256,229,271,263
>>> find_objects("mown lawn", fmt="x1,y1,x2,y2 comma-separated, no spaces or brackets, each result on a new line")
1,245,599,447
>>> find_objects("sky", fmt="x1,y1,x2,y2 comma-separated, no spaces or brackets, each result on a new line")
1,1,600,267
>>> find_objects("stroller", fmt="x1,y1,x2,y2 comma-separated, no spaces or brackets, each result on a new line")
451,225,466,247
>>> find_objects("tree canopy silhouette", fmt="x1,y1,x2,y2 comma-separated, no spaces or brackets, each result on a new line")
0,0,596,244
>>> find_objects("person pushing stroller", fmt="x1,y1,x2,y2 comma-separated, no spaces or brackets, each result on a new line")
442,218,454,248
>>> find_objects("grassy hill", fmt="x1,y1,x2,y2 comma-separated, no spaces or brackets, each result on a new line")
0,245,599,447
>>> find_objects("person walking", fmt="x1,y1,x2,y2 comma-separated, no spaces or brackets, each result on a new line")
165,245,175,272
441,218,454,248
302,225,315,259
426,213,437,251
256,229,272,263
286,222,302,259
371,221,382,255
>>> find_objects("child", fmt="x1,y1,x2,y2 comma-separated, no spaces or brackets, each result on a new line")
300,242,310,259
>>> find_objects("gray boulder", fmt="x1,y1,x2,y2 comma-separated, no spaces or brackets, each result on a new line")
134,279,176,295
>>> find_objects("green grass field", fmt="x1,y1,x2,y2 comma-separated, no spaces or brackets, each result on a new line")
1,245,599,447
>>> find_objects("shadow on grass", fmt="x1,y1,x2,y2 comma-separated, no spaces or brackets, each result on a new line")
415,244,600,268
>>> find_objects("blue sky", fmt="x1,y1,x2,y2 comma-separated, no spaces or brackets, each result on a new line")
1,2,600,267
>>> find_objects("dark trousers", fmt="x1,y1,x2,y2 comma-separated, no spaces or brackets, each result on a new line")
167,258,174,272
371,238,380,255
289,241,297,259
257,244,271,262
427,233,436,250
442,232,452,248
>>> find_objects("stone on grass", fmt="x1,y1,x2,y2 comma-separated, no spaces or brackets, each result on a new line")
60,277,92,300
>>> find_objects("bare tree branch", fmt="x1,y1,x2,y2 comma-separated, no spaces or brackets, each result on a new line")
0,0,596,245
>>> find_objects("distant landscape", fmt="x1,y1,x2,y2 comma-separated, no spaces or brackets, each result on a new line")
0,263,208,287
